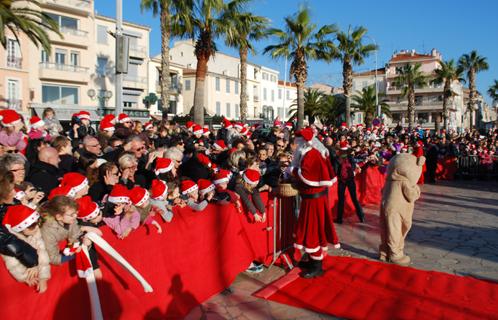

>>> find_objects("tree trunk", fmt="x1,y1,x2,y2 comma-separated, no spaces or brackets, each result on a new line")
296,80,305,129
442,81,449,130
342,61,353,127
468,69,476,130
239,47,248,121
160,7,170,116
365,112,373,128
407,87,415,130
193,55,208,125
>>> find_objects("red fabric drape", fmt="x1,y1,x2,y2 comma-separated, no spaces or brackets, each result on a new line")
436,156,458,180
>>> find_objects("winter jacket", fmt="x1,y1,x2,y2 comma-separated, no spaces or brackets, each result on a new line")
0,224,38,268
103,210,140,238
1,228,50,283
41,217,81,265
234,183,265,215
27,161,62,197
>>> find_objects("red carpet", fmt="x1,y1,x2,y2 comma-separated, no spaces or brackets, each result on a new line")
254,256,498,320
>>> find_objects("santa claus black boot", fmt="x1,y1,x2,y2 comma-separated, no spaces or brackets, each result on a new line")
301,259,324,279
297,253,312,269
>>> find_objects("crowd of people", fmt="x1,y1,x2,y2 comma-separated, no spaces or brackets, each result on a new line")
0,106,497,291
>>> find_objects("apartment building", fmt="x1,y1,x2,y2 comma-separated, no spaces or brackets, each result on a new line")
147,56,184,117
353,49,466,130
276,81,297,120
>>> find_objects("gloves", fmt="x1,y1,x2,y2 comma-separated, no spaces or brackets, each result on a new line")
0,225,39,268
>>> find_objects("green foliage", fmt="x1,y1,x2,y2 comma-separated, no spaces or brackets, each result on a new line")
488,80,498,102
393,63,429,97
143,93,159,108
351,85,390,127
288,89,347,125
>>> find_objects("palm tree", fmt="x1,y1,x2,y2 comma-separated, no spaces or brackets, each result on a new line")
431,59,464,130
288,88,324,123
140,0,192,115
351,85,390,128
264,6,337,129
221,8,269,121
393,63,428,130
488,80,498,103
318,93,347,125
335,26,378,126
0,0,60,54
458,51,489,129
173,0,248,125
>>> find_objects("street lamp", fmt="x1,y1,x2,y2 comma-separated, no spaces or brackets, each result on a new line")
88,89,113,116
366,35,379,119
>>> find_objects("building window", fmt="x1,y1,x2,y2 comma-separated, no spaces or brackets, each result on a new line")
215,77,220,91
226,103,231,117
216,101,221,115
185,79,191,90
226,79,230,93
278,89,282,100
168,100,177,114
47,13,78,30
70,52,79,66
6,38,21,68
97,56,108,76
55,49,66,65
253,85,258,101
41,50,49,63
286,90,290,100
97,25,107,44
7,79,20,110
235,104,239,118
234,81,239,94
42,85,79,105
263,88,267,100
271,90,275,102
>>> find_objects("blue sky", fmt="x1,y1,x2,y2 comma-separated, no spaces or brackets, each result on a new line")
96,0,498,103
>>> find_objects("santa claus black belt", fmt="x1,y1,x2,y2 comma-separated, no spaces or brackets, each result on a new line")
300,188,328,199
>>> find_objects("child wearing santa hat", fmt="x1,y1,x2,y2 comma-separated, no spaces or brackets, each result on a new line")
149,179,174,222
102,184,140,239
76,196,103,279
180,179,210,211
197,179,216,203
129,186,162,234
234,169,266,222
28,116,51,141
2,205,51,293
60,172,90,199
213,169,241,212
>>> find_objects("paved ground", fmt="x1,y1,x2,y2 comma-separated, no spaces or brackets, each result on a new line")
185,180,498,319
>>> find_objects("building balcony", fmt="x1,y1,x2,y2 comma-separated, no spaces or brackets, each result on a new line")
123,76,147,90
49,27,89,48
40,0,92,15
387,100,443,112
39,62,89,83
6,56,22,69
1,99,23,111
129,45,147,58
386,85,443,94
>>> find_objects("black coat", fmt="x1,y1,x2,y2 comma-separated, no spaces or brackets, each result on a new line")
179,155,211,182
27,161,62,196
89,180,113,203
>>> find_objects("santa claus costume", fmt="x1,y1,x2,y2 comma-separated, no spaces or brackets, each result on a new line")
291,127,339,278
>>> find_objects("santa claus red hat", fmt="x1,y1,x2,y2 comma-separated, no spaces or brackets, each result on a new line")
213,140,227,151
192,124,203,136
339,140,349,150
242,169,260,186
144,121,153,131
48,185,76,200
29,116,45,129
0,109,22,127
118,113,131,123
223,118,233,129
296,127,314,142
78,111,91,121
154,157,174,175
181,180,198,195
100,119,115,132
2,205,40,233
186,121,195,131
61,172,88,194
129,187,149,207
108,184,130,204
213,169,231,185
285,122,293,130
150,179,168,200
197,179,215,196
340,122,347,128
197,153,212,168
76,196,100,222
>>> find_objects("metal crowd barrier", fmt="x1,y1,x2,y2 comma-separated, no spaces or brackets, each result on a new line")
456,155,498,179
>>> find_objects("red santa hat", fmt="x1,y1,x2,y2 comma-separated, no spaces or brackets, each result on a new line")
240,127,249,136
242,169,260,186
76,196,100,222
118,113,131,123
78,111,91,121
234,122,243,131
60,172,88,195
202,127,210,137
102,114,116,124
144,121,153,131
129,187,149,207
108,184,130,204
186,121,195,131
213,140,227,151
48,185,76,200
2,205,40,233
29,116,45,129
197,179,215,196
213,169,231,185
339,140,349,150
0,109,22,127
14,188,26,201
154,157,174,175
99,119,115,132
150,179,168,200
285,122,293,130
340,122,347,129
273,116,282,127
197,153,212,168
295,127,314,142
223,118,233,129
192,124,203,136
180,180,198,195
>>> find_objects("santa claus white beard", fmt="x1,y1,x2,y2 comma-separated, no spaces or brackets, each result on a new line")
291,137,329,169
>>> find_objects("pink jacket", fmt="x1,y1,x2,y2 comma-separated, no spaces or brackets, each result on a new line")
0,130,26,150
103,210,140,237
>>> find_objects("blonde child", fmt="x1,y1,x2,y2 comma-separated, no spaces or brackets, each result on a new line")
149,179,173,222
103,184,140,239
130,186,162,234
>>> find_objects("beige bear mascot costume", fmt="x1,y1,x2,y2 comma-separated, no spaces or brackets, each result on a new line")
379,153,425,266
